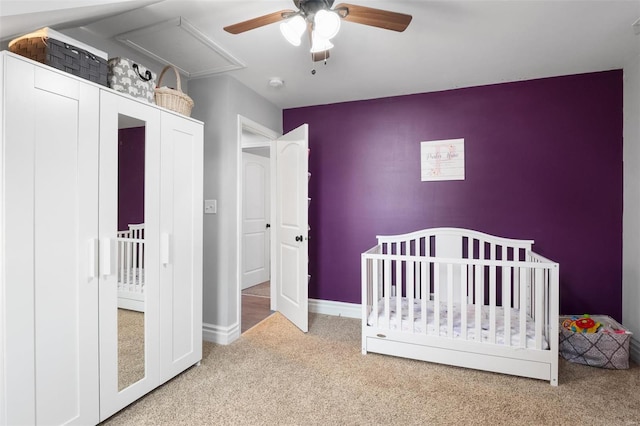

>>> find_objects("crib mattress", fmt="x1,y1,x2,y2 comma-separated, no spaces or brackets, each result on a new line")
368,297,548,349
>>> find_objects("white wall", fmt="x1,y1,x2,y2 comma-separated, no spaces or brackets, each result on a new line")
189,75,281,343
623,43,640,363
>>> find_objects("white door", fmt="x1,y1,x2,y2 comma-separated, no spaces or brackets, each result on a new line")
158,111,203,383
242,152,271,290
99,91,161,421
2,55,100,425
274,124,309,332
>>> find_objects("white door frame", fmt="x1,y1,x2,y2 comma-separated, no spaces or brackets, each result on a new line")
236,115,279,328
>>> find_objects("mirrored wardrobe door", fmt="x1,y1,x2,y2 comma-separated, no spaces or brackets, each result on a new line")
98,90,161,422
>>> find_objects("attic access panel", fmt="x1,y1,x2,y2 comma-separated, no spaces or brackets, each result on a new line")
115,17,245,78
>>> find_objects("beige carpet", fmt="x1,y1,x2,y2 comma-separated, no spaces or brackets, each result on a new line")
103,312,640,425
117,308,145,391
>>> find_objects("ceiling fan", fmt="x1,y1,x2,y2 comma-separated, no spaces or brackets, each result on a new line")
224,0,412,62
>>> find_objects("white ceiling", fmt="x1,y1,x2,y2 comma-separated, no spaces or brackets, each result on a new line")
1,0,639,109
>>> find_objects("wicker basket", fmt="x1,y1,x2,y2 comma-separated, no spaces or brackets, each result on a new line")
9,35,108,86
154,65,194,117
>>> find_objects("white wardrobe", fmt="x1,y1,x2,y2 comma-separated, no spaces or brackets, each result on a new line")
0,51,203,425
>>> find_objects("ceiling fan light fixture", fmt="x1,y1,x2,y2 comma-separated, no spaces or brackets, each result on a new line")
313,9,341,40
310,31,334,53
279,15,306,46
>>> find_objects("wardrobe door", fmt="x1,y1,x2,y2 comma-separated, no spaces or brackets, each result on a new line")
98,91,161,421
158,112,203,382
1,54,100,425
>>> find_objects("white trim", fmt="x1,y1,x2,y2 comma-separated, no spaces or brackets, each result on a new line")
309,299,361,319
204,298,360,345
202,322,240,345
630,336,640,364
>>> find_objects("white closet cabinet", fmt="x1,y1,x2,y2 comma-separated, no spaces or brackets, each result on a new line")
0,52,203,425
0,51,101,426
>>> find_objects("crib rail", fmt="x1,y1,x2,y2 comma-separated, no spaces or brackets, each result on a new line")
361,248,559,351
116,236,145,290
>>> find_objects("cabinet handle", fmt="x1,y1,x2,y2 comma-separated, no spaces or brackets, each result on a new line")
161,233,171,266
88,239,98,278
101,238,112,276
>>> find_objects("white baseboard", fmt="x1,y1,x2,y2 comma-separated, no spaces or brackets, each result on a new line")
202,321,240,345
630,336,640,365
204,299,361,345
309,298,361,319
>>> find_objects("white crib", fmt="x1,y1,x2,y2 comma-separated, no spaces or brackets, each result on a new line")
361,227,560,385
116,223,145,312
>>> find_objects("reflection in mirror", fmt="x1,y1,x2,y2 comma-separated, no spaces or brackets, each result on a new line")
116,114,146,391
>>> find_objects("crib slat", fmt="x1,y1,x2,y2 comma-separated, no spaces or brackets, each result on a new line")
133,239,139,289
414,252,420,300
119,239,125,284
501,245,508,303
447,263,454,338
140,242,145,288
513,263,520,309
467,238,473,303
519,267,528,348
535,267,544,349
489,243,496,344
372,258,379,328
132,239,137,290
503,264,512,346
489,263,496,344
396,259,402,330
127,231,132,284
384,258,391,327
460,262,467,340
127,240,132,290
474,265,482,342
425,241,431,333
434,263,440,335
407,260,414,332
420,259,428,335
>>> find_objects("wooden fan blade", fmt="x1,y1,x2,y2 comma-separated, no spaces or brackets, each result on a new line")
224,10,296,34
333,3,412,32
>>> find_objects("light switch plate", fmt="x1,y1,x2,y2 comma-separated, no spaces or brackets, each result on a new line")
204,199,217,214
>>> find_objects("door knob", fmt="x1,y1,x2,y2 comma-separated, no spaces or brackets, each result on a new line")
295,235,303,242
266,223,271,229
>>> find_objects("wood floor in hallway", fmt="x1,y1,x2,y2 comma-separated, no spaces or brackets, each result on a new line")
241,282,272,333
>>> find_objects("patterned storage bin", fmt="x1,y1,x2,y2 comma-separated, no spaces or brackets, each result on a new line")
9,27,108,86
107,57,157,103
559,315,632,369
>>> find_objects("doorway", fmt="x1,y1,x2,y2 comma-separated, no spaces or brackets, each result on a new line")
238,119,278,333
236,116,310,335
241,147,272,333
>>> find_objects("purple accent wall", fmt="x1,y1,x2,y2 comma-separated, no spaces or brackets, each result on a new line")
118,126,145,231
284,71,624,321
